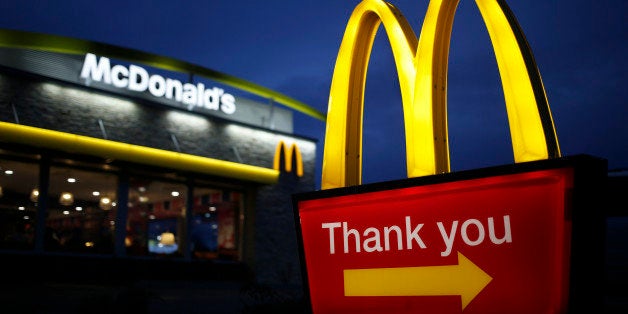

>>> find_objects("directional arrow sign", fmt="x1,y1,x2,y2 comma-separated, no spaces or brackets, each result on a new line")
344,252,492,310
292,158,607,313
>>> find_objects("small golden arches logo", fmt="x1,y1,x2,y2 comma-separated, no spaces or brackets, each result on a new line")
273,140,303,177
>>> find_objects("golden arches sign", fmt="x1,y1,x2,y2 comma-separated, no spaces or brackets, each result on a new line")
274,140,304,177
321,0,561,190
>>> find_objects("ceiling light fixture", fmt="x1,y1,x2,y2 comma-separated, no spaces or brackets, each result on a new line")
30,188,39,203
99,196,112,210
59,192,74,206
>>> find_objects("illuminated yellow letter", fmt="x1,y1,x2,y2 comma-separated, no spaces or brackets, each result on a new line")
274,140,304,177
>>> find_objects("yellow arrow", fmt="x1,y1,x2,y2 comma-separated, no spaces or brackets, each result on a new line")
344,252,492,310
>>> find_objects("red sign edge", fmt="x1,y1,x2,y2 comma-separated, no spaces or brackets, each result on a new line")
292,154,608,314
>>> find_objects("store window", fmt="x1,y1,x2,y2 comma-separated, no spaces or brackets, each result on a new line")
191,187,242,261
45,166,118,254
0,150,248,262
0,158,39,250
126,177,186,257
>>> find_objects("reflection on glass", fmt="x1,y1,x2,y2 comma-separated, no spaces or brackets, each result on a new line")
45,166,117,254
126,177,186,257
0,153,245,261
148,218,179,254
0,158,38,250
191,187,241,260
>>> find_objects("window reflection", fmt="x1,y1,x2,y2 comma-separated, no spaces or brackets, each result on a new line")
0,158,38,250
126,177,186,257
0,150,246,261
45,166,117,254
191,187,241,260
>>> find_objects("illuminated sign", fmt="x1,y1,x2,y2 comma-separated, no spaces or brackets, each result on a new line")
293,156,606,313
321,0,561,189
0,32,309,133
273,140,303,177
294,0,606,312
80,53,236,114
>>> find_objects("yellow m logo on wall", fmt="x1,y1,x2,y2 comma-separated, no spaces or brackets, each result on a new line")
322,0,561,189
274,140,304,177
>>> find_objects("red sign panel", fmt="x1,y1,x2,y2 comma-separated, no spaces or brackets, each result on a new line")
295,167,575,313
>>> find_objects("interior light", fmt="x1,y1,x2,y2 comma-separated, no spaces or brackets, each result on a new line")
4,170,13,175
62,210,70,215
99,197,112,211
171,191,180,197
59,192,74,206
30,188,39,202
18,206,25,210
75,206,83,211
92,191,100,196
67,177,76,183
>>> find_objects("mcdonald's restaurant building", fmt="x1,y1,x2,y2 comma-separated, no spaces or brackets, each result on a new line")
0,31,317,311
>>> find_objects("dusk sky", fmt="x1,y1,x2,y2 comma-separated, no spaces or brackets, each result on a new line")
0,0,625,189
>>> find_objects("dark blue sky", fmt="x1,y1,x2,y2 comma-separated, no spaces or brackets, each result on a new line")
1,0,626,189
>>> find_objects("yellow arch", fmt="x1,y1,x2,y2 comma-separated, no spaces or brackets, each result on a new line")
322,0,560,189
273,140,304,177
322,0,418,189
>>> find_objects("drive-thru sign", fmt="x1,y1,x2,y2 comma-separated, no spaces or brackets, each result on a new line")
296,0,606,312
293,157,606,313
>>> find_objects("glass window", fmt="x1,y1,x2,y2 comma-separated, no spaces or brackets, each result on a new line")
126,177,186,257
0,158,38,250
191,187,242,261
45,166,117,254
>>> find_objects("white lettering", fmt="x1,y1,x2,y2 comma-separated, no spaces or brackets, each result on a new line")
383,225,402,251
128,64,148,92
437,220,458,257
461,219,485,246
321,217,426,254
196,82,205,110
488,215,512,244
165,78,182,102
182,83,197,106
438,215,513,257
110,64,128,88
405,216,426,249
80,53,111,84
343,222,360,253
321,222,341,254
220,93,236,114
80,53,237,114
148,74,167,97
363,227,383,252
204,87,222,110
